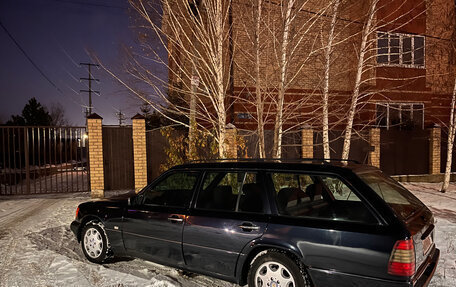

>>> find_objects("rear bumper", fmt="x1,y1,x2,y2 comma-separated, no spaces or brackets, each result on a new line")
308,247,440,287
70,220,81,240
412,247,440,287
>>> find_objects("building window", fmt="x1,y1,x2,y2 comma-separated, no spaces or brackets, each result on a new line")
237,113,252,119
376,103,424,129
377,32,425,68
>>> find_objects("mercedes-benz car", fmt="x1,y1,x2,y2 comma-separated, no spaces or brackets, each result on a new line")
71,160,439,287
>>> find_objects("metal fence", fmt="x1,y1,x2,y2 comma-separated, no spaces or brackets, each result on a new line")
0,126,89,195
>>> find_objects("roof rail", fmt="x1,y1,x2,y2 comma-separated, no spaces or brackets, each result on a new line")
185,158,361,164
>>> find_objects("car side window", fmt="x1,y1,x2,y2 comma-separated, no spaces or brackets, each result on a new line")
320,176,361,201
271,172,378,224
143,172,199,208
196,172,265,213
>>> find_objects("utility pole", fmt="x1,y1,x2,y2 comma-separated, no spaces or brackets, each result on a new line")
116,109,126,126
80,63,100,124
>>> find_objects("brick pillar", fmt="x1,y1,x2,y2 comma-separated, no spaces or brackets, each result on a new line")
301,129,313,158
132,114,148,192
369,128,380,168
225,123,237,158
87,113,104,198
429,127,441,174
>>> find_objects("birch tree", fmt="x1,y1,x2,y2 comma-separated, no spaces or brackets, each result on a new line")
253,0,266,158
341,0,379,160
441,4,456,192
121,0,233,158
441,79,456,193
321,0,341,160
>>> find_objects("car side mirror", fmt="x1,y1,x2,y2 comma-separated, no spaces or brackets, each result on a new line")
128,195,138,206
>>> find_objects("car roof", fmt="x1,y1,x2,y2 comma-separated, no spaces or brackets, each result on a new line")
171,159,378,174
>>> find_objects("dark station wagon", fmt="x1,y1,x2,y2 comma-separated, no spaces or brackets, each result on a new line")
71,160,439,287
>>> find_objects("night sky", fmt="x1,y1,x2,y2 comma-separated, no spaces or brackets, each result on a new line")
0,0,158,126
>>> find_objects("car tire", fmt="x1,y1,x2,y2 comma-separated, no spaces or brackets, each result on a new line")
248,250,311,287
81,221,109,264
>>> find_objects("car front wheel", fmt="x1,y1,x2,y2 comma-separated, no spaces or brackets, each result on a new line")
81,222,109,263
248,250,311,287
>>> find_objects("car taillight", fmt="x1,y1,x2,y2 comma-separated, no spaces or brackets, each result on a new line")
75,207,79,219
388,239,415,276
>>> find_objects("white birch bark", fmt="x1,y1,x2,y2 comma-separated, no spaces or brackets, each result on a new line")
254,0,266,158
341,0,378,160
273,0,295,158
214,0,227,158
441,77,456,192
322,0,341,160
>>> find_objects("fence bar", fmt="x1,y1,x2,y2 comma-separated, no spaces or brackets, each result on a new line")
48,127,52,192
53,128,57,192
59,128,63,193
64,128,68,192
37,128,42,193
24,128,30,194
31,128,36,194
76,128,80,191
12,128,17,195
7,128,12,194
1,129,6,194
43,128,48,194
70,128,74,193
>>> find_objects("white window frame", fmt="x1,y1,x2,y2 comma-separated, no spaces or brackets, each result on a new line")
376,32,425,69
375,102,425,130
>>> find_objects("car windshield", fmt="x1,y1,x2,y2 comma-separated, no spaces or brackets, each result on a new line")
357,170,424,221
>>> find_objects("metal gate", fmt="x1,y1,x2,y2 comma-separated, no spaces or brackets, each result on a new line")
313,130,370,163
380,129,429,175
0,126,89,195
102,126,134,191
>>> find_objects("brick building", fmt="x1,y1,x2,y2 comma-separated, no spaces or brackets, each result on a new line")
165,0,456,174
230,0,456,130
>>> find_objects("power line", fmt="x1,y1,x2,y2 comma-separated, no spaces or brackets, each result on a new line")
116,109,126,126
80,62,100,120
50,0,128,10
0,19,63,94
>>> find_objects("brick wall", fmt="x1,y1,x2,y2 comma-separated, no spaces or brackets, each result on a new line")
301,129,314,158
225,124,237,158
429,127,441,174
87,115,104,198
132,116,148,192
369,128,380,168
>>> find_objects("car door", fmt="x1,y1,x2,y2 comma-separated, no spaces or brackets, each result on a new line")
122,171,200,267
183,171,269,278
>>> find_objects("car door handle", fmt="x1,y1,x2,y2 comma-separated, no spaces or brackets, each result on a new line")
168,215,183,223
238,223,260,231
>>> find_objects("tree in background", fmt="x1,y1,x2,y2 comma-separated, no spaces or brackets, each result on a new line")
140,101,163,130
49,103,70,126
109,0,233,158
7,98,52,126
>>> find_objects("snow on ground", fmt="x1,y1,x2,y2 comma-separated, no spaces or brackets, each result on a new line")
0,183,455,287
403,182,456,286
0,192,235,287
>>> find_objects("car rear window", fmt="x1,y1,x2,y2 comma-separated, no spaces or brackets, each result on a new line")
357,171,424,220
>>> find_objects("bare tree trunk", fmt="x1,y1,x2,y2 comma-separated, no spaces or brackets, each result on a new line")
322,0,341,160
273,0,295,158
188,59,198,160
215,0,227,158
441,78,456,193
341,0,378,160
254,0,266,158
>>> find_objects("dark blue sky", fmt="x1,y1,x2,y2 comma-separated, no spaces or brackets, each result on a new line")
0,0,154,125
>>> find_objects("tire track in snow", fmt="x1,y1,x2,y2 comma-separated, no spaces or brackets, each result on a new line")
0,198,59,284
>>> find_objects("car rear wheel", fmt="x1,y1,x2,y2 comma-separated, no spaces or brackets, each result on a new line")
248,250,311,287
81,222,109,264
